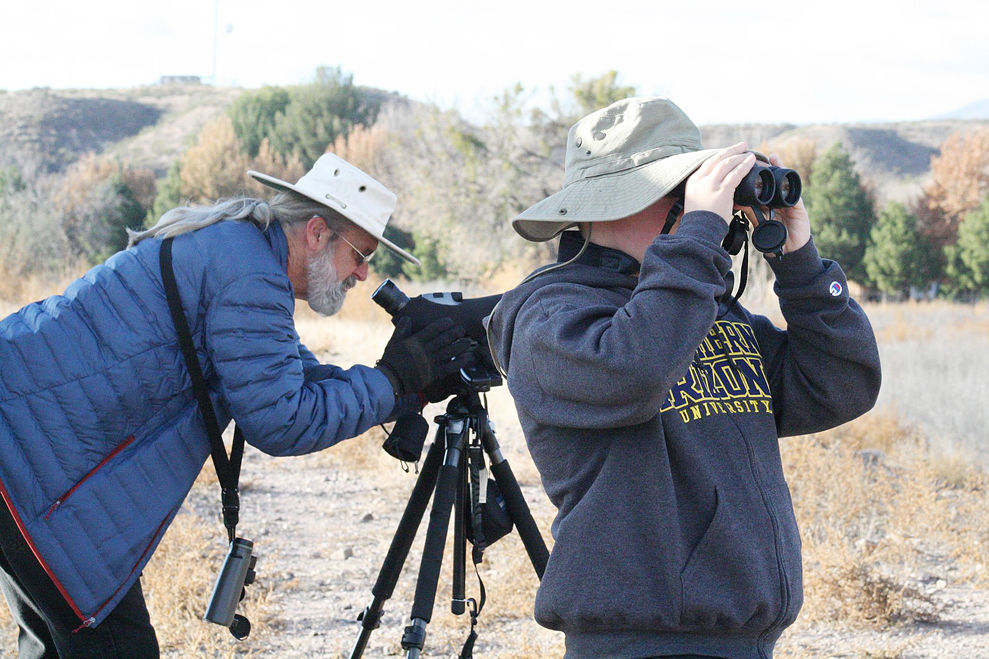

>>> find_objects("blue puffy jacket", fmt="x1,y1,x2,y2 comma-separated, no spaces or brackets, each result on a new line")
0,219,396,627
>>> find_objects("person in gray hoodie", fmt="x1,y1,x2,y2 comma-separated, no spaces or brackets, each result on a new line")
487,97,881,658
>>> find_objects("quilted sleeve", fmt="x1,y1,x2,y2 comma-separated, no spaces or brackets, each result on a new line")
203,273,396,456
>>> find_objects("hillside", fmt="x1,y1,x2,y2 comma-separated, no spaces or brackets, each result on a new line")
0,85,242,176
1,85,988,207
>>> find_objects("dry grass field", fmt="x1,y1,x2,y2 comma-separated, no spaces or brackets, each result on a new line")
1,273,987,657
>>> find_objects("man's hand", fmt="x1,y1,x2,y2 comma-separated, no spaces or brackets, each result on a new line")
376,317,473,398
684,142,757,222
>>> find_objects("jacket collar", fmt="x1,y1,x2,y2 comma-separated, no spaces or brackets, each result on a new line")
263,220,290,273
557,230,641,276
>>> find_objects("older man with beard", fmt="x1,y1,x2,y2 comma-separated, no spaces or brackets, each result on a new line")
0,154,471,657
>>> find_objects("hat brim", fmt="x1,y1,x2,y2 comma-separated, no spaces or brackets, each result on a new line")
249,170,421,266
512,148,721,242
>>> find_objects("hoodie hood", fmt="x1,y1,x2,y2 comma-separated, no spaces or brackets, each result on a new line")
488,247,638,380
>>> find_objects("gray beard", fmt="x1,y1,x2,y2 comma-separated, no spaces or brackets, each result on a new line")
306,246,356,317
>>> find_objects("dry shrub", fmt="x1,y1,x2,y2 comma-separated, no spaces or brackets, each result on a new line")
0,256,91,310
867,299,989,337
55,153,156,215
483,257,544,296
782,410,989,630
178,117,251,203
329,123,389,176
863,300,989,465
819,407,928,457
758,136,817,182
871,303,938,343
866,299,989,344
0,592,11,653
311,425,398,475
245,139,306,196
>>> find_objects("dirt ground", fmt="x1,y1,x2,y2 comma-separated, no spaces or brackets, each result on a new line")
177,386,989,659
1,385,985,658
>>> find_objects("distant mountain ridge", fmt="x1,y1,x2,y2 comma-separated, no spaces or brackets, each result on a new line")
701,119,988,206
931,98,989,120
1,86,987,209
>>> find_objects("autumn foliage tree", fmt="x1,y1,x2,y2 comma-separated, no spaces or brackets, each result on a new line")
145,116,306,225
327,122,421,279
56,154,155,263
759,137,817,184
178,117,251,203
919,127,989,248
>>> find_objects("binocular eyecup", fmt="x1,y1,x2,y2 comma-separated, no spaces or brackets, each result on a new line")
734,164,801,209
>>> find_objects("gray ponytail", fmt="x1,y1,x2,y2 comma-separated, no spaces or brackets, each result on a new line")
128,190,353,247
127,198,272,246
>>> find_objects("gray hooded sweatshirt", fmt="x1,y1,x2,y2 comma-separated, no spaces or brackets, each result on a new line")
487,211,881,658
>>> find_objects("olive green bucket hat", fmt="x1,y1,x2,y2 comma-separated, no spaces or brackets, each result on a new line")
513,97,721,242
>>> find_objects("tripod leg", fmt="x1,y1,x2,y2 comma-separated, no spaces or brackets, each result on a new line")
481,424,550,578
452,440,468,615
402,417,469,658
350,429,446,659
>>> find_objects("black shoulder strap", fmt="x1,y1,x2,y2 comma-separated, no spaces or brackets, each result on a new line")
159,237,244,541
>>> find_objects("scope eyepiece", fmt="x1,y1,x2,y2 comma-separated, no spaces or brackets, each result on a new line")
372,279,411,317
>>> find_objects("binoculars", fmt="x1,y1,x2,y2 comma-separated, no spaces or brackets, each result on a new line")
734,164,801,209
204,537,257,639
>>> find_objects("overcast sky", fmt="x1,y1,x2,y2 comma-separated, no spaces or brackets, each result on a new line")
1,0,986,126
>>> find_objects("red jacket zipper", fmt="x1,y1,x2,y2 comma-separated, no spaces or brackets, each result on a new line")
0,479,89,623
45,435,136,520
78,512,172,632
3,475,171,629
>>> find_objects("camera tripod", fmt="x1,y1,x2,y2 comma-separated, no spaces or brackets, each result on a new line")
349,391,549,658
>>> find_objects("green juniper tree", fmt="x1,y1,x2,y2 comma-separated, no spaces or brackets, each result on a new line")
228,86,291,158
863,202,932,298
271,67,377,168
944,195,989,298
803,143,875,280
569,70,637,117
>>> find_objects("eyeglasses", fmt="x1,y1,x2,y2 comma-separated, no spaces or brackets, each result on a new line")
335,232,375,266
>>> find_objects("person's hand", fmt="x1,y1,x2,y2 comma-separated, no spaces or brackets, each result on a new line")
684,142,757,222
766,153,811,254
376,316,473,398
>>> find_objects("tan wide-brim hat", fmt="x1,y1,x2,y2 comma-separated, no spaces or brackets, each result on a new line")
249,153,420,265
513,97,719,242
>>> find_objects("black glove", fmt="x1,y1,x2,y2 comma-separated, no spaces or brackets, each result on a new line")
376,316,472,398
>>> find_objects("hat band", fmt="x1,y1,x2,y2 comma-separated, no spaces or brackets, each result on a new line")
565,140,702,186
